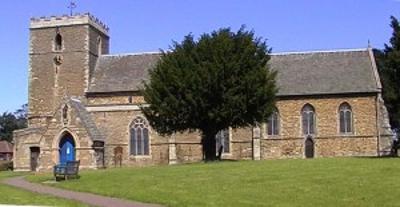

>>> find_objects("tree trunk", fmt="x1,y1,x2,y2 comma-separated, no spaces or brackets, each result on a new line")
202,132,217,161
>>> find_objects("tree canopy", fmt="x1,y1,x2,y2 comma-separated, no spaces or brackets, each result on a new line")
0,104,27,142
141,27,277,160
375,16,400,131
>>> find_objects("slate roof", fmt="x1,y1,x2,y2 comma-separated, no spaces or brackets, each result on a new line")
270,49,380,96
69,98,105,142
0,141,13,153
87,48,381,96
88,53,160,93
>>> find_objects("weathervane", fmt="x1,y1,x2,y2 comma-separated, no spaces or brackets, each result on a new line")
68,1,77,16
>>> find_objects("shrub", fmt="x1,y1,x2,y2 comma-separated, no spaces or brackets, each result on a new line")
0,160,13,171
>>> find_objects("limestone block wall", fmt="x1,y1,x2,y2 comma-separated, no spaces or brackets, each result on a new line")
229,128,253,160
90,107,203,167
87,95,143,105
29,16,109,128
13,128,44,171
84,93,383,168
35,102,99,171
260,138,304,159
29,26,89,118
257,95,379,159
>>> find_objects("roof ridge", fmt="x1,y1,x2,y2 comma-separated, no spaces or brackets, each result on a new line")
101,48,368,57
271,48,368,56
101,51,161,57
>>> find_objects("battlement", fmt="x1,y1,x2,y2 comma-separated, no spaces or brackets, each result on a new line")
30,13,109,35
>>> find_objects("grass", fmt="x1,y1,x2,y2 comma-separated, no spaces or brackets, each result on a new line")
0,171,87,206
27,158,400,207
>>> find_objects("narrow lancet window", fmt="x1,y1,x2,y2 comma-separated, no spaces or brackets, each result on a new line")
339,103,353,134
97,37,102,55
55,33,62,51
302,104,316,135
267,109,280,136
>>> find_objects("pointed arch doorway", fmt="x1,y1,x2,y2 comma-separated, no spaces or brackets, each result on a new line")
59,133,76,164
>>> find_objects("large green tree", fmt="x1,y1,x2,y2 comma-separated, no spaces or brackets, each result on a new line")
141,27,277,161
375,16,400,131
0,104,27,142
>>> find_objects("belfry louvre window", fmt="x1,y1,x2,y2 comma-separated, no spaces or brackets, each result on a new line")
339,103,353,134
55,34,62,51
302,104,316,135
267,110,280,136
130,117,149,156
216,129,229,153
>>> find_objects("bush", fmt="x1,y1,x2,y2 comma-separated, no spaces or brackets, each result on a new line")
0,160,13,171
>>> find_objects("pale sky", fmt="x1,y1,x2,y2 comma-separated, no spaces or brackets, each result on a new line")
0,0,399,113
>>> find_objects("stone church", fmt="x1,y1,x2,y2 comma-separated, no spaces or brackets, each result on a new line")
13,13,393,171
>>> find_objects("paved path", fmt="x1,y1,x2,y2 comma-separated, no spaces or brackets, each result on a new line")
3,176,162,207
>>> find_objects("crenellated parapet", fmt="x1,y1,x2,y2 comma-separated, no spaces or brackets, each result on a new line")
30,13,109,35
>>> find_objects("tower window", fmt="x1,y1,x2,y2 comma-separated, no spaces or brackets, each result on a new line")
97,37,102,55
55,33,62,51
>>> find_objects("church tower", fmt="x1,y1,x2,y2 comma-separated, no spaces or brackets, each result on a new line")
28,14,109,127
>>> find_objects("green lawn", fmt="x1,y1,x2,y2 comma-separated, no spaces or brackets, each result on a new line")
0,171,87,206
28,158,400,207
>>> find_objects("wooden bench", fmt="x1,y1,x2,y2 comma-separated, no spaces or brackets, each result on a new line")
53,160,80,181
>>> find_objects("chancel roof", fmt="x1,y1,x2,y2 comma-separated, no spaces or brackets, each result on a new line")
87,48,381,96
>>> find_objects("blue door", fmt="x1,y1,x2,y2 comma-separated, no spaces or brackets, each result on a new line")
59,136,75,164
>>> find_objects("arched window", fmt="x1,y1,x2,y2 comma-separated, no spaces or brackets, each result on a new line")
55,33,62,51
130,117,149,156
267,109,280,136
339,103,353,134
97,37,102,55
302,104,316,135
216,129,229,153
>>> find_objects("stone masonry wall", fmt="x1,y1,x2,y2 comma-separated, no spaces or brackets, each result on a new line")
257,95,379,159
13,128,44,171
19,92,381,171
29,26,88,119
29,22,109,128
90,108,203,167
85,93,380,167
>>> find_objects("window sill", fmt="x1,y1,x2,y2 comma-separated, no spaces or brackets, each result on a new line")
264,135,281,139
339,133,355,136
129,155,151,159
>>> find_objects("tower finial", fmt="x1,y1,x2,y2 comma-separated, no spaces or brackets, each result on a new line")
368,39,371,48
67,1,77,16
